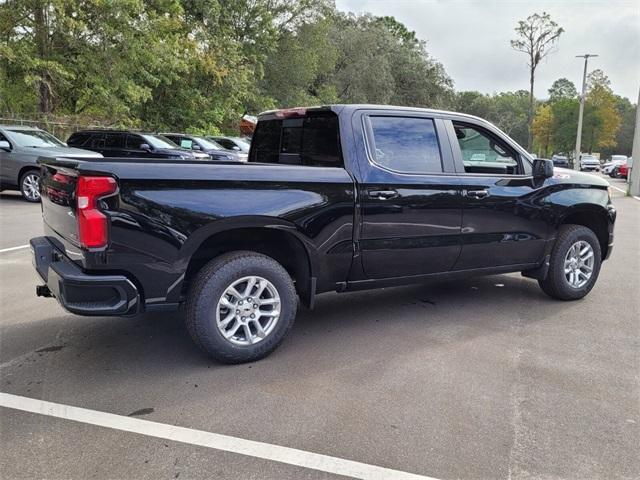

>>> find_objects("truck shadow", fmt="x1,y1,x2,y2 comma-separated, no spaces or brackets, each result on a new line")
1,272,570,402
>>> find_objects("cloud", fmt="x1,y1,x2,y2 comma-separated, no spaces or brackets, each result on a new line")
336,0,640,101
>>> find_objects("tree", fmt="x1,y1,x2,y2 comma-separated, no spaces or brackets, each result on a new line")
550,98,580,156
582,69,621,152
548,78,577,100
511,12,563,150
532,104,554,156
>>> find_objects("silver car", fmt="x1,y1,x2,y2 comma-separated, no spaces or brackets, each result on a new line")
0,125,102,202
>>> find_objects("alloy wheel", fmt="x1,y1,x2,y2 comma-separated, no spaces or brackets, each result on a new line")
215,276,281,346
564,240,594,289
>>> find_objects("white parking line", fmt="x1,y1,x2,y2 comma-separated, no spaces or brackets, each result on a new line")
0,392,439,480
609,184,640,200
0,244,29,253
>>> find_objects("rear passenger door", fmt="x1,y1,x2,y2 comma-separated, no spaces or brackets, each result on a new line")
356,112,463,279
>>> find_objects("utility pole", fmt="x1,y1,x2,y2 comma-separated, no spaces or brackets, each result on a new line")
574,54,598,170
629,86,640,196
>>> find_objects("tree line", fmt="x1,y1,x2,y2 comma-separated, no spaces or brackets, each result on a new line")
0,1,634,157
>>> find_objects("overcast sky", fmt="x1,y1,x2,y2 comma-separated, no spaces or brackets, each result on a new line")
335,0,640,101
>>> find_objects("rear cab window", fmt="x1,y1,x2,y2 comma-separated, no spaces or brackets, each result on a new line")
249,111,343,168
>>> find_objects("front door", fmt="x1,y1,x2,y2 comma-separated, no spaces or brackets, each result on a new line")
358,113,463,279
447,120,549,270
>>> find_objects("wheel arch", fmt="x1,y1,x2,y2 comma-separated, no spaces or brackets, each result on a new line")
558,206,611,260
174,218,318,307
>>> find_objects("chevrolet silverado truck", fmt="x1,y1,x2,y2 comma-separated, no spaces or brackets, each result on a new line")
31,105,616,363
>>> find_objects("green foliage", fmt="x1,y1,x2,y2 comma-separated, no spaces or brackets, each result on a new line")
453,90,529,147
1,2,452,132
548,78,577,100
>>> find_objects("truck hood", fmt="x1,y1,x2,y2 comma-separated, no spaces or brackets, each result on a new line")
29,146,103,158
552,167,609,187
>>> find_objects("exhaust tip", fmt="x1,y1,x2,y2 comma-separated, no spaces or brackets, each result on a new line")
36,285,53,298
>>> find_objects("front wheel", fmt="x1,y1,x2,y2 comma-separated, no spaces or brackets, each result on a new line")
538,225,602,300
185,251,297,363
20,169,41,202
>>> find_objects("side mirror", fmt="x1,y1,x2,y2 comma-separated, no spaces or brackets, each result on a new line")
139,143,151,151
0,140,11,151
232,146,241,151
533,158,554,179
192,144,201,150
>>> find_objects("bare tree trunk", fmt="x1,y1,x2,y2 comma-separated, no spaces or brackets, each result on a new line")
34,0,52,114
527,66,535,151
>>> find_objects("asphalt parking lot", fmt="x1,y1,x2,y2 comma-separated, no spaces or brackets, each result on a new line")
1,176,639,480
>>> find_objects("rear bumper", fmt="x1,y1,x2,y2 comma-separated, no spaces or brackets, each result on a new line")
30,236,140,316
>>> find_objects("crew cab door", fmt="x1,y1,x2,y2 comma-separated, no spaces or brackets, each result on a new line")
446,120,548,269
355,112,463,279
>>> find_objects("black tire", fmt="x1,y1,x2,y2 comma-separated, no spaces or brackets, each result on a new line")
538,225,602,301
185,251,297,364
19,169,41,202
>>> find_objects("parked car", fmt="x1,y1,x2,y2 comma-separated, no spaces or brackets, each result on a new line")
31,105,616,363
579,154,600,172
208,136,251,153
616,158,633,179
551,154,569,168
67,130,211,160
161,133,247,162
0,125,102,202
603,155,627,176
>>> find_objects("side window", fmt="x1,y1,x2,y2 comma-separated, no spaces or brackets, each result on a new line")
126,134,145,149
104,133,125,149
367,116,442,174
453,123,520,175
217,139,235,150
68,132,90,146
90,133,105,148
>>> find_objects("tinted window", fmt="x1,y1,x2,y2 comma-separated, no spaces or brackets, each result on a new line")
104,133,125,149
68,132,90,146
216,138,236,150
126,134,145,149
90,133,105,148
453,123,519,175
249,113,342,167
367,116,442,174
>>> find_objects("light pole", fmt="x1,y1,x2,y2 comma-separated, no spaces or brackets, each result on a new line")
629,86,640,196
574,54,598,170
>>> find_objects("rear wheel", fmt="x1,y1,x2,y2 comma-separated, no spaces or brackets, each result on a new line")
20,169,41,202
538,225,602,300
185,251,297,363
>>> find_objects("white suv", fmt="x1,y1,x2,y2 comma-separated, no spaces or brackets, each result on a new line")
579,154,600,172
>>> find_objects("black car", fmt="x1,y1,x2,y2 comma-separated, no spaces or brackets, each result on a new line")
551,154,569,168
33,105,615,364
67,130,210,160
161,133,247,162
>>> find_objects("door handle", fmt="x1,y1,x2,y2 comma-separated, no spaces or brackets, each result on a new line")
465,189,490,199
368,189,399,200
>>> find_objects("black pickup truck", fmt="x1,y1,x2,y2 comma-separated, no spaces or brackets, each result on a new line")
31,105,616,363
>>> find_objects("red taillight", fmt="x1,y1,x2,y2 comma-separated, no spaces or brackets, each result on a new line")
76,176,117,248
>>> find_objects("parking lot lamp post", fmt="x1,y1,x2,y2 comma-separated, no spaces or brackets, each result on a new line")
629,86,640,196
574,54,598,170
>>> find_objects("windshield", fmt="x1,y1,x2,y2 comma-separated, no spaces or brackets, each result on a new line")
193,137,223,150
230,137,251,152
6,129,65,148
141,134,178,149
